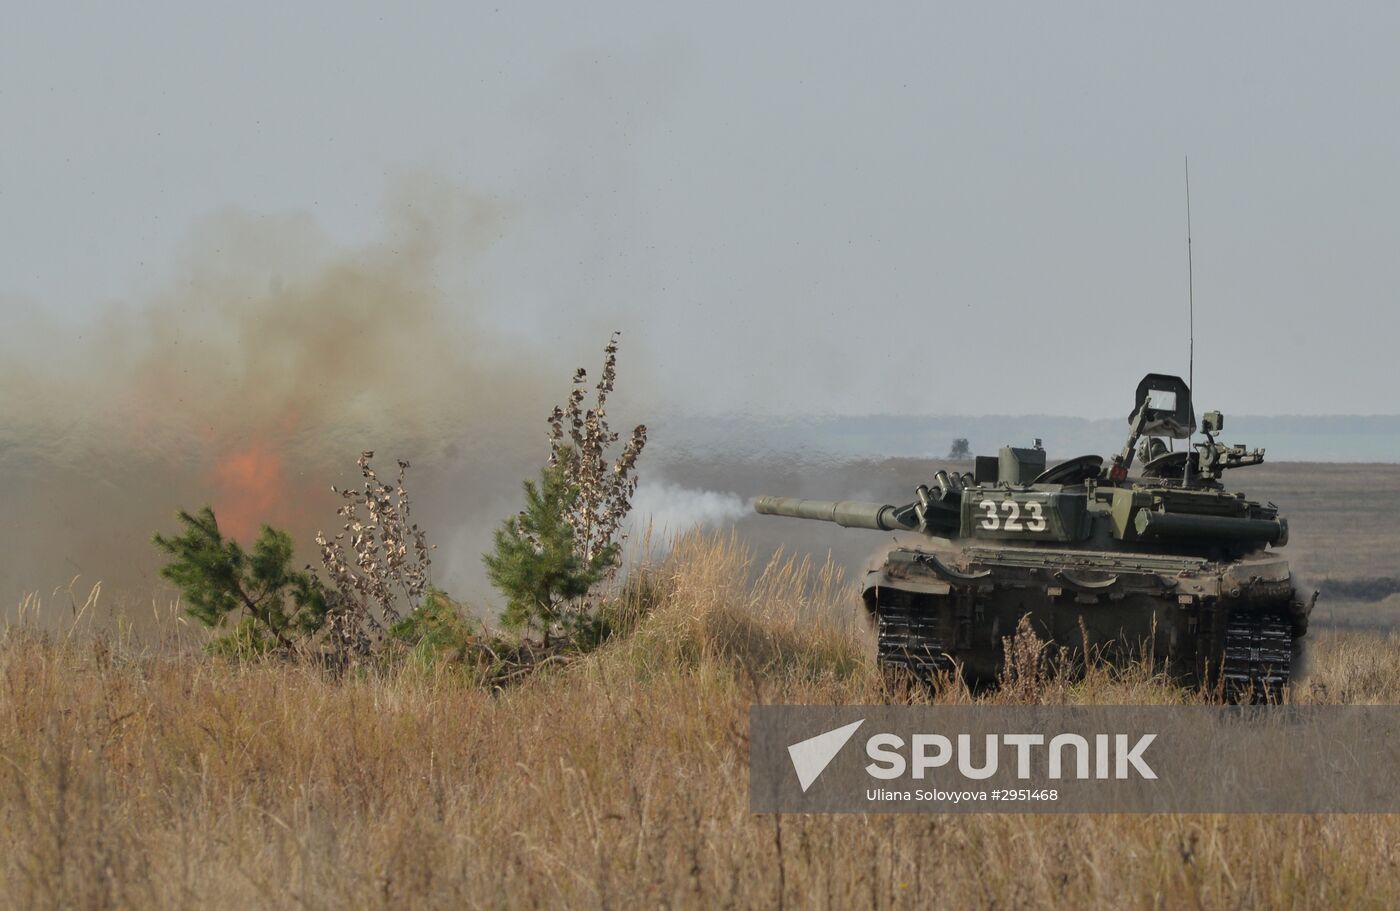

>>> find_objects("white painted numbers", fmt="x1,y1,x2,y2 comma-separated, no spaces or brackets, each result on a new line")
977,499,1048,533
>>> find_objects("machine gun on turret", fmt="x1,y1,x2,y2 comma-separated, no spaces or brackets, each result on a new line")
1125,375,1266,484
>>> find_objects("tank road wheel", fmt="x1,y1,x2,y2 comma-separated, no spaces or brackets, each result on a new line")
876,601,952,691
1221,612,1294,704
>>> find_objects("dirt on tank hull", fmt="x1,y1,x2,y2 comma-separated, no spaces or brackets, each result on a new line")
864,545,1309,701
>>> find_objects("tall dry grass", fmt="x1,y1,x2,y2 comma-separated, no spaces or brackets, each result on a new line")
4,532,1400,909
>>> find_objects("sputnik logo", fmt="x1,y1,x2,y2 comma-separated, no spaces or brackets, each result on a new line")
787,719,865,792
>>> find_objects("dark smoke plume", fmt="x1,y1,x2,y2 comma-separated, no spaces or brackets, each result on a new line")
1,176,598,620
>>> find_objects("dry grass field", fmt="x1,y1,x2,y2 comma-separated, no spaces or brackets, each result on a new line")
5,533,1400,910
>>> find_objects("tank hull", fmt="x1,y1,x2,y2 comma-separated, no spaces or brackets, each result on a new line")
863,545,1310,702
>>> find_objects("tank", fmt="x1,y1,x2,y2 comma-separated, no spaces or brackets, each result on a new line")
755,373,1314,703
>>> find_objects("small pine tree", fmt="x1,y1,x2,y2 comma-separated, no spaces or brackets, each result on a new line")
482,464,618,637
153,507,327,652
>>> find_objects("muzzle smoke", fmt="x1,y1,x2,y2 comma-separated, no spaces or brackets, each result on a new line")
628,481,751,538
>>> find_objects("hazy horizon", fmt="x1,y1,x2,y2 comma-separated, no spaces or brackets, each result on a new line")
6,3,1400,420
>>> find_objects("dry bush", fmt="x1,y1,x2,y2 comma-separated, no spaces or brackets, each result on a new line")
546,331,648,571
5,535,1400,909
998,614,1051,703
316,451,433,652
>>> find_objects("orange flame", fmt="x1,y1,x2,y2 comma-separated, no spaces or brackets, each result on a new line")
210,442,287,542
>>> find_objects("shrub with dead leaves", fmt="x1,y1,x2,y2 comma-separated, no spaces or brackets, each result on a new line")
546,330,648,574
316,451,434,653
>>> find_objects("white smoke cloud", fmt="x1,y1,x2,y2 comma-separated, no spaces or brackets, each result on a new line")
626,481,751,539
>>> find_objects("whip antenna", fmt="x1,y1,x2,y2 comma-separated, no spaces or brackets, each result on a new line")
1184,157,1195,478
1185,156,1194,405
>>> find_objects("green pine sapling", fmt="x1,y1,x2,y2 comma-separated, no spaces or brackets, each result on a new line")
485,331,647,641
483,463,617,637
153,507,327,653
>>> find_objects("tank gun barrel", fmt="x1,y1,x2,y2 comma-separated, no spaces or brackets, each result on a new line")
753,496,918,532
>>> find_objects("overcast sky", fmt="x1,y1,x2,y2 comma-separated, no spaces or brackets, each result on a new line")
3,2,1397,418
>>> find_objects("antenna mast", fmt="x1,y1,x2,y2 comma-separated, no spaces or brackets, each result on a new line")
1185,156,1194,404
1185,158,1195,476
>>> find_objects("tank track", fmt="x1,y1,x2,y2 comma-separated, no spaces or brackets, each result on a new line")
876,601,953,685
1220,611,1294,703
